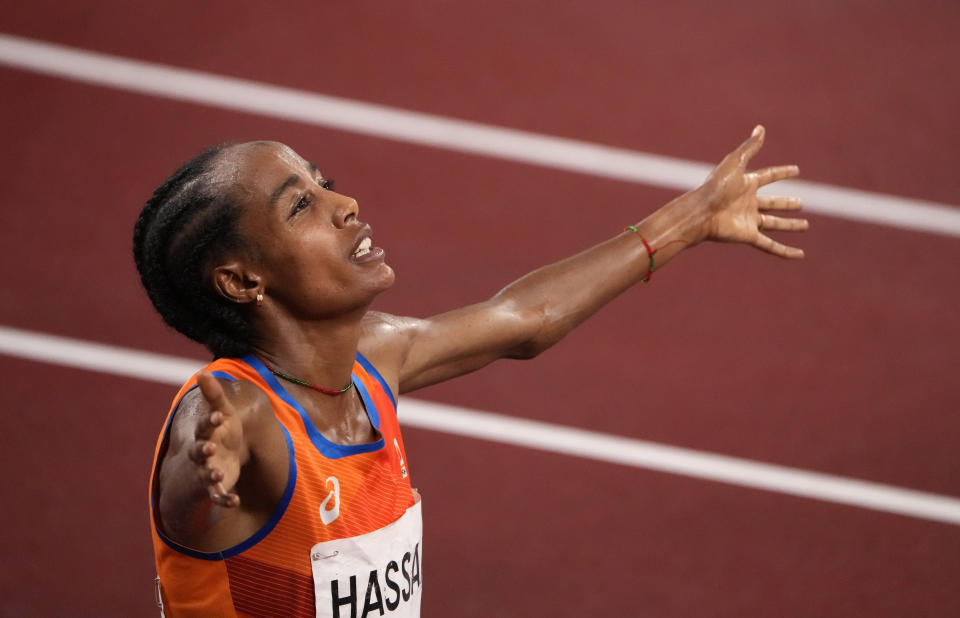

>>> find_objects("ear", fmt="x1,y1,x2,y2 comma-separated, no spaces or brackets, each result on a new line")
211,260,262,305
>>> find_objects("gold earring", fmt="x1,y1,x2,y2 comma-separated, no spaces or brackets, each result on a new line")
256,292,264,307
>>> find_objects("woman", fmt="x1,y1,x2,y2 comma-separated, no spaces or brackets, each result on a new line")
135,125,806,617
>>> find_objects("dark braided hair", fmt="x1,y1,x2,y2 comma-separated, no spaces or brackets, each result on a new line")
133,144,254,358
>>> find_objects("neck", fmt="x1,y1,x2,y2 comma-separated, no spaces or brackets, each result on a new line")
250,308,366,394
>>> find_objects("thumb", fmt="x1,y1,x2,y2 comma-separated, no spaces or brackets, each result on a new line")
196,370,227,411
736,124,765,165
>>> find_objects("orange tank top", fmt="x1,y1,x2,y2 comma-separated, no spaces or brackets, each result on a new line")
149,353,421,617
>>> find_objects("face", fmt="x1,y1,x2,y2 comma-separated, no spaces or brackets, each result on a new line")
216,141,395,319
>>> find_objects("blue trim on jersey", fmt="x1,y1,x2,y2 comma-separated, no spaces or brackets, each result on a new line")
355,352,397,410
352,372,381,429
152,369,299,561
242,354,385,460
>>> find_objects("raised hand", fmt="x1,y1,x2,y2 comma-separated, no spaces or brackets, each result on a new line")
189,371,248,508
700,125,808,258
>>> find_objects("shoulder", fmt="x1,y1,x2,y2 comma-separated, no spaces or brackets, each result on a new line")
361,311,418,339
359,311,416,356
358,311,420,394
175,376,269,420
167,376,274,447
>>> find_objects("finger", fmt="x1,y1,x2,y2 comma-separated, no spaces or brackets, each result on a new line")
753,164,799,187
196,371,227,411
758,195,803,211
195,409,224,440
755,233,805,259
189,439,216,464
208,466,224,484
207,468,239,506
735,125,766,166
218,493,240,508
758,214,809,232
198,463,222,490
209,482,241,508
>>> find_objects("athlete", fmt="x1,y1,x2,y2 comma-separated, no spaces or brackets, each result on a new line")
135,125,806,617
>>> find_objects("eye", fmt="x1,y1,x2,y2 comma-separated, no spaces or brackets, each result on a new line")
319,178,335,191
290,193,311,217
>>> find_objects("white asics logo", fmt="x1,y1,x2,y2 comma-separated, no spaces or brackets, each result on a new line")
394,438,408,479
319,476,341,525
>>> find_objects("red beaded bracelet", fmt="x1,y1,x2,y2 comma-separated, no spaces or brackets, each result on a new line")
625,225,656,283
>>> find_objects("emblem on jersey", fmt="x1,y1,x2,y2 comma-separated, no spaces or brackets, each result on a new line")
320,476,341,525
394,438,408,478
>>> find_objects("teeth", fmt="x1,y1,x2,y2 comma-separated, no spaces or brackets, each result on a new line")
353,237,372,257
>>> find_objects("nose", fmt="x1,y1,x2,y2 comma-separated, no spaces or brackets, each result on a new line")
332,194,359,228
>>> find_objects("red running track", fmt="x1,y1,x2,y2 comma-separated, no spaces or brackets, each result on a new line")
1,2,959,616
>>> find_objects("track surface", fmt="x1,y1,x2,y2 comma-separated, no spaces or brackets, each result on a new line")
1,2,959,616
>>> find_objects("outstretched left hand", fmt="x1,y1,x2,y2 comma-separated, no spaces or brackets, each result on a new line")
699,125,808,259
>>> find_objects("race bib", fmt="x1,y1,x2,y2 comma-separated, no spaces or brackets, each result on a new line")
311,501,422,618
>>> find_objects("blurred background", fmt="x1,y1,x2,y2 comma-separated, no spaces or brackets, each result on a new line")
1,1,958,615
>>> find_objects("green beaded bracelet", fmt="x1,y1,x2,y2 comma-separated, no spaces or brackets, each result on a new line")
624,225,655,283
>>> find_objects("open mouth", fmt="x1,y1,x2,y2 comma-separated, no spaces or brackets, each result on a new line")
352,236,372,258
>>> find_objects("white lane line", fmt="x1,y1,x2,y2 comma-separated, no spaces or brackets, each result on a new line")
0,326,200,384
3,324,960,527
1,33,959,238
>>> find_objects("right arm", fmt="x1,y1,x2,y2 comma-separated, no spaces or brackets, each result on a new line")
155,372,283,551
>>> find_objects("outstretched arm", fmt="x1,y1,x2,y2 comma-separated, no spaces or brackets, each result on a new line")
156,373,249,539
362,126,807,393
154,372,287,551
